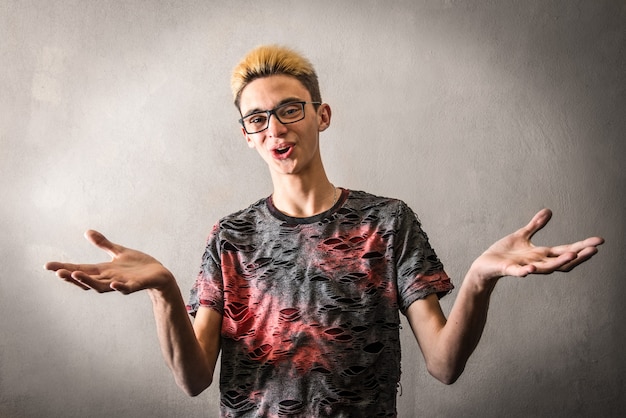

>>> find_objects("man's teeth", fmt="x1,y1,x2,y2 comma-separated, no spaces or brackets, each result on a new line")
276,146,290,154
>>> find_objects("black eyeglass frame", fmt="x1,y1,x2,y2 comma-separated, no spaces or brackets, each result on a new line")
238,101,321,134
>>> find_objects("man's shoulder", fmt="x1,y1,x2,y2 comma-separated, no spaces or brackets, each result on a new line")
345,189,405,210
219,197,269,223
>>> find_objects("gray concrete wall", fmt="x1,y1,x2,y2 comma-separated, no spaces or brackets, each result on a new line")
1,1,624,417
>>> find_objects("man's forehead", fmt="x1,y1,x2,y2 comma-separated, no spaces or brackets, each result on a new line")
239,75,311,113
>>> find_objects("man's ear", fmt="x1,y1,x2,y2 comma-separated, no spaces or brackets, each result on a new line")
317,103,332,132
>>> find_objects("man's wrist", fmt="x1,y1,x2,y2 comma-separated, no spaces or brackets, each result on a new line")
464,263,501,294
148,271,181,302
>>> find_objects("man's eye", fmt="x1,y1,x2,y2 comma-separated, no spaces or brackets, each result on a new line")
248,115,267,124
279,105,302,118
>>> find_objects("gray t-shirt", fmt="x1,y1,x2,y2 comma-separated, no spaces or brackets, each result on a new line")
187,189,453,417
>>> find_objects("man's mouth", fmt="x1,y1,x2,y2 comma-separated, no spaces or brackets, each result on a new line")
272,144,294,158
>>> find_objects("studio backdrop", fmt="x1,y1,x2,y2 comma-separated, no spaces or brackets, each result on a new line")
1,1,624,417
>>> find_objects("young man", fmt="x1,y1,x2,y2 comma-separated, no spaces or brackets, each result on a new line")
45,45,603,417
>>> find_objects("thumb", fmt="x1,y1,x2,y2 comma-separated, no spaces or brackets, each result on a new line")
84,230,124,258
520,208,552,241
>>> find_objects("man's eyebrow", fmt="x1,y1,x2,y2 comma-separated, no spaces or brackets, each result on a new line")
241,97,304,118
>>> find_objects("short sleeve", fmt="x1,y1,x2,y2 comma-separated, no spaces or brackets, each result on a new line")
394,202,454,313
186,223,225,317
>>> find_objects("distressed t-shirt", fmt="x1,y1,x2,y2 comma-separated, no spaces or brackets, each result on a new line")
187,189,453,417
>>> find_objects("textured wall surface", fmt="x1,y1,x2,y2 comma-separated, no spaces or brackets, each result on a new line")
1,1,624,417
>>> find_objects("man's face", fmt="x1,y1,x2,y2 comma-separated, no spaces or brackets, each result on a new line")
238,75,331,178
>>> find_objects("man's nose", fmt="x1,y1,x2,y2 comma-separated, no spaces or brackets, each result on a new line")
266,113,288,136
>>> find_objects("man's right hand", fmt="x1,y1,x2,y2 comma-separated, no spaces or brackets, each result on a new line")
45,230,175,294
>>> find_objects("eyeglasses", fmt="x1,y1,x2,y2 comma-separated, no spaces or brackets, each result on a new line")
239,101,321,134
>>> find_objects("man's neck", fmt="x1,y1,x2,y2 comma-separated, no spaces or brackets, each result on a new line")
270,174,338,218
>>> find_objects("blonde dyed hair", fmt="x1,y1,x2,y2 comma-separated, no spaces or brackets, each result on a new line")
231,45,321,109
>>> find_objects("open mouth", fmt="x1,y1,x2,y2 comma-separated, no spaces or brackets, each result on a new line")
272,144,294,158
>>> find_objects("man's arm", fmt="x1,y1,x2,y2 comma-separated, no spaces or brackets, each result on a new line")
149,288,221,396
45,230,220,396
406,208,604,384
406,274,496,384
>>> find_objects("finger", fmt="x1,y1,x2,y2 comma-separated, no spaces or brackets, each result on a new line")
519,208,552,241
51,268,91,290
545,237,604,257
547,237,605,256
62,276,91,290
557,246,600,272
54,268,74,280
71,271,115,293
45,261,101,275
527,252,578,274
110,281,133,295
45,261,62,271
46,261,75,271
84,230,125,259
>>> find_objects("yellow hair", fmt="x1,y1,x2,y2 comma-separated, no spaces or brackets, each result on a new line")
231,45,321,108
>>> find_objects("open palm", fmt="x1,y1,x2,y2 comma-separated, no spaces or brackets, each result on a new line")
45,230,174,294
472,209,604,280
